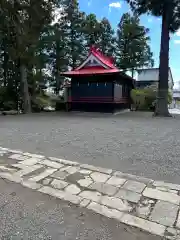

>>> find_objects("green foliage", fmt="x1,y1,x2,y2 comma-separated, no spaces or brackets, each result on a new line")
131,84,172,111
126,0,180,33
126,0,180,115
0,86,17,110
131,89,147,110
116,13,154,76
31,94,52,112
0,0,155,113
168,91,173,104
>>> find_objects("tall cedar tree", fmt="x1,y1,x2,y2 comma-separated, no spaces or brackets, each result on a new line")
116,13,154,77
83,14,101,48
126,0,180,116
98,18,116,57
42,22,70,94
60,0,86,69
0,0,57,113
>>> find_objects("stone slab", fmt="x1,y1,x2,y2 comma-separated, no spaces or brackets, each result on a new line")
43,178,52,185
41,159,64,169
123,180,146,193
29,168,57,182
79,191,102,202
156,186,177,193
89,182,118,196
65,184,81,195
106,176,126,187
90,172,110,183
63,166,79,174
49,157,79,166
153,181,180,191
80,199,91,208
51,179,68,190
149,200,178,227
21,180,42,190
87,202,123,220
51,170,69,180
78,176,93,187
8,149,22,154
38,186,82,204
19,158,41,166
23,153,45,159
143,188,180,205
81,164,112,174
0,165,16,173
78,169,92,175
121,214,166,237
101,195,132,212
165,227,180,240
0,172,22,183
114,171,153,184
13,164,43,177
9,154,29,161
116,189,141,203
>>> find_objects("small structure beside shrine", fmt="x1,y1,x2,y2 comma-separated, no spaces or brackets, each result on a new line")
60,46,135,113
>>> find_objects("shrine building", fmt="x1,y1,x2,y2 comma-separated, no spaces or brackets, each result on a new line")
60,46,135,113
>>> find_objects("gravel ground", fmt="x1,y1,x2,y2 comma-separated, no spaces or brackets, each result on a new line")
0,179,161,240
0,111,180,184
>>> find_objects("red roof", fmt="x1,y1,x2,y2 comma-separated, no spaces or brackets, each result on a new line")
76,46,117,70
61,67,121,76
60,46,121,76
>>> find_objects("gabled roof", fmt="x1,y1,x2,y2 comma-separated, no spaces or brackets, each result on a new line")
60,46,120,76
76,46,117,70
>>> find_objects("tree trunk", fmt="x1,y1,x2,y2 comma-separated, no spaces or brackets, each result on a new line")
131,69,134,78
154,7,171,117
20,64,31,114
2,38,9,87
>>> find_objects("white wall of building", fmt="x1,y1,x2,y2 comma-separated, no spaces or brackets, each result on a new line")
137,68,174,92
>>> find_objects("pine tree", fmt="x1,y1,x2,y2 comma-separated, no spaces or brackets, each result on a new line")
126,0,180,116
98,18,116,56
83,13,101,48
116,13,154,77
60,0,86,69
0,0,57,113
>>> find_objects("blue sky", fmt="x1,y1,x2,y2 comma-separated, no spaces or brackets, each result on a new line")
79,0,180,89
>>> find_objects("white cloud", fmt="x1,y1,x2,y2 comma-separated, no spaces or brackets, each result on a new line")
109,2,121,8
148,18,153,23
174,40,180,44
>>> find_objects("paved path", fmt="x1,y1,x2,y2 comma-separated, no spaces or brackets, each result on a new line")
0,112,180,184
0,146,180,239
0,179,161,240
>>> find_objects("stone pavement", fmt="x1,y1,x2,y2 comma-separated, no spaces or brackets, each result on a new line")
0,178,161,240
0,146,180,239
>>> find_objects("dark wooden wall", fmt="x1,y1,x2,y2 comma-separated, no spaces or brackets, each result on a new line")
71,76,113,102
69,74,132,112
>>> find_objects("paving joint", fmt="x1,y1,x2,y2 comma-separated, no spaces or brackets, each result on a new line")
0,146,180,238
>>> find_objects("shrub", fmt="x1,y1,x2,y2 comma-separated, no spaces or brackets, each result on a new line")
131,84,172,111
31,95,52,112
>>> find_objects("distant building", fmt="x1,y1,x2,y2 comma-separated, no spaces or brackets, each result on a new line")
136,68,174,93
172,89,180,108
173,90,180,99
